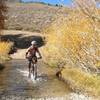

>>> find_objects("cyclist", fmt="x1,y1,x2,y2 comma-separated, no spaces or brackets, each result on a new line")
26,41,42,80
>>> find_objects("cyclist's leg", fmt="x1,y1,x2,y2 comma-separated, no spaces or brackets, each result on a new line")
34,63,37,80
32,62,35,77
28,60,32,78
32,57,37,80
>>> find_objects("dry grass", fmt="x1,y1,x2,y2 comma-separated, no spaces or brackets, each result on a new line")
0,0,7,33
0,41,13,62
95,61,100,68
42,2,100,71
5,3,68,32
62,67,100,96
41,0,100,97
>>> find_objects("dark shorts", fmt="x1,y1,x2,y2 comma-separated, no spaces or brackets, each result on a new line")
28,56,37,63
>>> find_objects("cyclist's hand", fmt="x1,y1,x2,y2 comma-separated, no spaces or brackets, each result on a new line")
25,55,28,59
38,56,42,59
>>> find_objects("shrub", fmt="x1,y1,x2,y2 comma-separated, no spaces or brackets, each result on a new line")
62,67,100,96
0,41,13,62
42,0,100,72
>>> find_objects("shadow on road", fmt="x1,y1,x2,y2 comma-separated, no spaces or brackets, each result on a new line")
0,64,5,71
1,34,45,49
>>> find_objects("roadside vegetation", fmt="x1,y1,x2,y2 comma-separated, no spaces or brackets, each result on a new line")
0,41,13,62
0,0,13,68
62,67,100,96
42,0,100,96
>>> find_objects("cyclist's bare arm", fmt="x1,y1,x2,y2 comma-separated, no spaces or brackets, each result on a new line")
37,48,42,59
25,47,30,57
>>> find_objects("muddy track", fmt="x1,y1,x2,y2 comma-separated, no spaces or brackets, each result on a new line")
0,59,72,99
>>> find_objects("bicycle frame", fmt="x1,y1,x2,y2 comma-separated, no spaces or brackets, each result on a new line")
28,58,41,80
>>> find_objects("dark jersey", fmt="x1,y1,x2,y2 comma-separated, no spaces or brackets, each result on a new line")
27,46,38,57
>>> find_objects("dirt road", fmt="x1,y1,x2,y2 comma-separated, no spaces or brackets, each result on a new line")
0,59,73,99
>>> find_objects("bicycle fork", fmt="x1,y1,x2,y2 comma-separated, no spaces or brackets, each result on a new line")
32,64,37,80
28,61,38,80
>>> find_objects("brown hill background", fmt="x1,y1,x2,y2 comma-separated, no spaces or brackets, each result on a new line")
7,0,21,3
5,2,66,32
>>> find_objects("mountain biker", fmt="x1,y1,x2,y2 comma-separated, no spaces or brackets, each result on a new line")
25,41,42,79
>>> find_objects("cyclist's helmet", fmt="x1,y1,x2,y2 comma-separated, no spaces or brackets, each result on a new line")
31,41,37,45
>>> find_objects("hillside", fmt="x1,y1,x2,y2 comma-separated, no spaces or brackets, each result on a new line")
7,0,21,3
5,3,66,32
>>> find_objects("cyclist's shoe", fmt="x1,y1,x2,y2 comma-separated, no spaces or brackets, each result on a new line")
34,73,37,80
34,76,37,80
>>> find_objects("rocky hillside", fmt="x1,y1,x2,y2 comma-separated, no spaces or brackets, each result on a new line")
7,0,21,3
5,3,66,32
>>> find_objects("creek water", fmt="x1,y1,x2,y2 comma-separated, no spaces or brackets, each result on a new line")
0,59,72,100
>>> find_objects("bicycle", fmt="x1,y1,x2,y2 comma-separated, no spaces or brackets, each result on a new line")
28,57,41,80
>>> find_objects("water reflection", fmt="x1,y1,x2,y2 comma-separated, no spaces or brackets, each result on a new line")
0,60,71,98
0,62,12,94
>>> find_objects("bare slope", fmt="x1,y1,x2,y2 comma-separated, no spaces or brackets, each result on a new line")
5,3,63,32
7,0,21,3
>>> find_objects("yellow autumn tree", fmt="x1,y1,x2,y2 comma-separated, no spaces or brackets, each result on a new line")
42,0,100,72
0,0,13,62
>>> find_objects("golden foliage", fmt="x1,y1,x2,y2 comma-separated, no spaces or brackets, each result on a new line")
62,67,100,96
0,42,13,61
42,0,100,71
42,0,100,96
